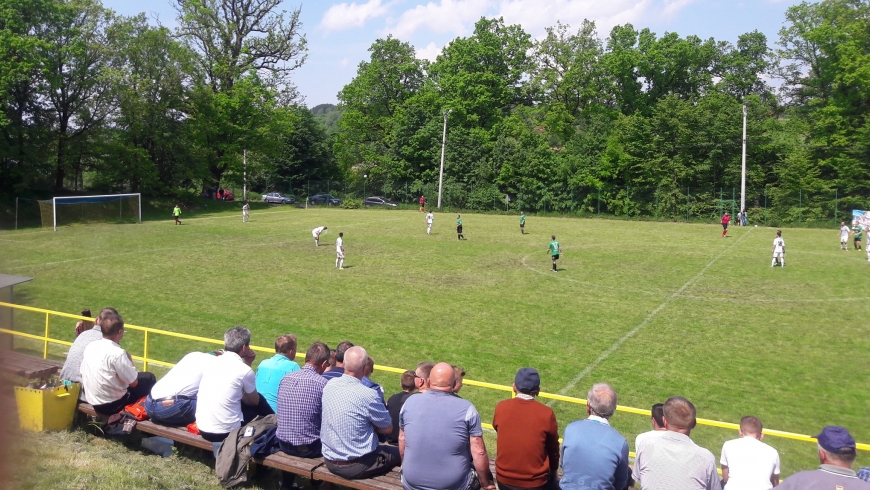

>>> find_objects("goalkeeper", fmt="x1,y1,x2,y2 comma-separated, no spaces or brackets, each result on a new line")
173,204,182,225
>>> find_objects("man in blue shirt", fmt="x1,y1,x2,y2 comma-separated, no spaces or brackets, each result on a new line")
560,383,630,490
320,346,399,479
255,334,299,412
400,363,496,490
322,340,353,381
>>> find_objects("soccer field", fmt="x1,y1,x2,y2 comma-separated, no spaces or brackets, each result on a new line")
2,206,869,474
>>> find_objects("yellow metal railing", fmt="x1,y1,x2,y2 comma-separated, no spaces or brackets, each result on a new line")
1,301,867,452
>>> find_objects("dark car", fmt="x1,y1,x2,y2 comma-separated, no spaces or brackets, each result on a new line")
363,196,397,207
308,193,342,205
262,192,295,204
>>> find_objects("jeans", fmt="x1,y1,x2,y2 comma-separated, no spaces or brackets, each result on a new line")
143,394,197,426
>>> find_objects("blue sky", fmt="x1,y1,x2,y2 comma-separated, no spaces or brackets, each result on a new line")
103,0,804,106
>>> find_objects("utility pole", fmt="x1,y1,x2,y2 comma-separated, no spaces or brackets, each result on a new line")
437,109,451,210
741,100,747,218
243,149,247,202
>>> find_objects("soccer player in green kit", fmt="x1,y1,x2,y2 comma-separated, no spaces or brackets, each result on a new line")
548,235,560,272
456,214,465,240
172,204,182,225
853,223,864,251
520,212,526,234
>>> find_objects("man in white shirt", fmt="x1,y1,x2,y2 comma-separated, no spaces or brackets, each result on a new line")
195,326,273,442
80,312,157,416
771,230,785,267
634,402,666,452
840,222,850,250
632,396,719,490
143,351,218,426
720,416,780,490
426,211,434,235
313,225,327,246
336,232,345,269
242,202,250,222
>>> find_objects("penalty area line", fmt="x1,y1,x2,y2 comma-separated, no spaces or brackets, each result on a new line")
548,228,755,405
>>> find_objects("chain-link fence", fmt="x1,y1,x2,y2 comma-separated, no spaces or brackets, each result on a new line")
294,181,868,227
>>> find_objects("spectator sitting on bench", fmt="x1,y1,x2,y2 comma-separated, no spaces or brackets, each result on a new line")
195,326,274,443
361,355,385,404
321,346,400,479
74,308,94,337
80,311,157,416
322,340,353,380
61,307,116,396
143,351,220,426
256,334,300,412
385,370,417,445
276,341,331,489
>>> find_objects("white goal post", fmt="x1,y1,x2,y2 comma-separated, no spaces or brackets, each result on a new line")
41,193,142,231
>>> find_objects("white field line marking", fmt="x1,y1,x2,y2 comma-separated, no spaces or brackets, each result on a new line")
520,252,664,297
549,228,754,403
676,294,870,304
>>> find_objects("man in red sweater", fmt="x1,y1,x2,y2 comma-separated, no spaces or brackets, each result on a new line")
492,368,560,490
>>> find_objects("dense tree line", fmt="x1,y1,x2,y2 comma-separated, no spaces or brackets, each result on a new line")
2,0,868,222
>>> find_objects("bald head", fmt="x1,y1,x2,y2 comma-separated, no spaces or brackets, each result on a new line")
427,362,455,391
663,396,697,433
343,346,368,378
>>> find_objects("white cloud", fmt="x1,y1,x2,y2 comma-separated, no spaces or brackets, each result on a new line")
320,0,392,31
340,57,351,67
416,41,443,61
380,0,492,39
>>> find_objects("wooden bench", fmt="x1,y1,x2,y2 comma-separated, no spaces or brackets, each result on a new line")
76,403,403,490
0,350,63,380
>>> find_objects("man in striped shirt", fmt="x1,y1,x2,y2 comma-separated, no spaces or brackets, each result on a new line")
632,396,719,490
276,341,331,488
320,346,399,479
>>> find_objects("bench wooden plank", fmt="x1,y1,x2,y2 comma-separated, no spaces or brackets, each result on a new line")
0,350,63,379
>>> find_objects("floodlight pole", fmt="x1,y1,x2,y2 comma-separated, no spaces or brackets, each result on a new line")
243,149,247,202
437,109,451,210
740,100,747,218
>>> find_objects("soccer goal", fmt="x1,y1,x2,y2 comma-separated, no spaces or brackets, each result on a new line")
36,194,142,231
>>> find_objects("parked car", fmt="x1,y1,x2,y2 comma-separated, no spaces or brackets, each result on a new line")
262,192,295,204
363,196,397,207
308,193,342,205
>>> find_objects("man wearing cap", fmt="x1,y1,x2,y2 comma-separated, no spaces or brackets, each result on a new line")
778,426,870,489
492,367,559,490
399,362,496,490
560,383,630,490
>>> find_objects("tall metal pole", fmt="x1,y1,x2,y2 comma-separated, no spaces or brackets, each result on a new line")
741,100,747,217
243,149,247,202
437,109,451,210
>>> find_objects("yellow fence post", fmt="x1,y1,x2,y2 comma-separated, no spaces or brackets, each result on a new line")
43,312,50,359
143,330,149,372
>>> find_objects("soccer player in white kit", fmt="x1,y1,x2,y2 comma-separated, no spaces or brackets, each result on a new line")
839,221,850,250
242,203,250,222
335,232,345,269
771,230,785,267
426,211,434,235
312,226,327,246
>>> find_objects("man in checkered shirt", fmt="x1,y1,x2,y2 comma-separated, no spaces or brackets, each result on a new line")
632,396,720,490
275,341,331,489
320,346,400,479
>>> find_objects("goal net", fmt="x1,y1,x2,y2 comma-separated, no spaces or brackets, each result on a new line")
38,194,142,230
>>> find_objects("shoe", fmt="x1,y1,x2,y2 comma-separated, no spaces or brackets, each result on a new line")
339,267,344,270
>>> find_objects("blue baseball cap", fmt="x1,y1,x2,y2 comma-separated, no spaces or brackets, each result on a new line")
515,368,540,392
816,426,857,454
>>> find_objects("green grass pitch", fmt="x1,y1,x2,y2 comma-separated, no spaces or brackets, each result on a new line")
2,205,869,476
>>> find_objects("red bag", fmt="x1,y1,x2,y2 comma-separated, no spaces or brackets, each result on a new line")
124,396,149,421
187,422,200,435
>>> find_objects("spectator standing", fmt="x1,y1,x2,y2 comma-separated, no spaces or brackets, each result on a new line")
256,334,300,412
322,341,353,380
276,342,331,489
400,362,496,490
777,426,870,489
320,346,399,479
720,416,780,490
61,307,115,386
385,370,417,445
144,351,218,426
560,383,630,490
492,367,559,490
80,312,157,416
196,326,273,443
74,309,93,337
634,403,666,450
632,396,719,490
